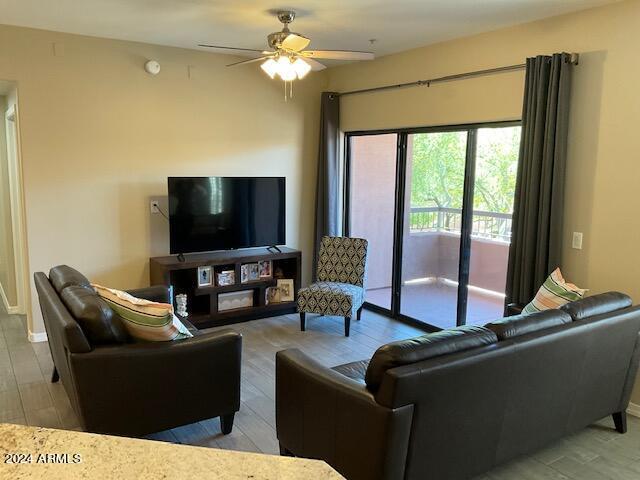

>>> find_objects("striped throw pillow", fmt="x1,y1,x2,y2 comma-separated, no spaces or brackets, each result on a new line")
522,268,587,315
92,284,193,341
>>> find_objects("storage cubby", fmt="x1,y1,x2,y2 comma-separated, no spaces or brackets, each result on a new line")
150,248,301,329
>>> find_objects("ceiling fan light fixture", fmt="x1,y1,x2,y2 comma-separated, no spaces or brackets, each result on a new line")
260,58,278,79
292,58,311,79
203,9,375,96
276,56,297,81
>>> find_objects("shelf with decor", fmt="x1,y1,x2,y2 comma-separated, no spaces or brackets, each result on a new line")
150,247,301,329
194,278,278,296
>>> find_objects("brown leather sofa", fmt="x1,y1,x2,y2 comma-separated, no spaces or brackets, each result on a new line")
276,292,640,480
34,265,242,437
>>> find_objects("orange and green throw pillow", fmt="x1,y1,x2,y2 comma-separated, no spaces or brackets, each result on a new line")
522,268,587,315
92,284,192,342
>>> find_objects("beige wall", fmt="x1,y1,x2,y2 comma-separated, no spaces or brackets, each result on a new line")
327,0,640,403
0,94,18,307
0,24,325,335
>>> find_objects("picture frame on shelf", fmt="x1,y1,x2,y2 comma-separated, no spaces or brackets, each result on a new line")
259,260,272,278
248,263,260,281
216,270,235,287
240,264,249,284
277,279,294,302
218,290,253,311
197,266,212,287
266,286,280,305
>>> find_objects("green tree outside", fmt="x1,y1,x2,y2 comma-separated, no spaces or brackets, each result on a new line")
410,127,521,213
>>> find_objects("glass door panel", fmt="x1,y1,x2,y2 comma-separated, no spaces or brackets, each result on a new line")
348,134,398,311
400,131,468,328
466,126,521,324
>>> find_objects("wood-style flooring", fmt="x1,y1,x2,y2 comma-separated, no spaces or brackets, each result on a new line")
2,305,640,479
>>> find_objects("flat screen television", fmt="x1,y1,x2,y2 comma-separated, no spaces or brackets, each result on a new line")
168,177,285,254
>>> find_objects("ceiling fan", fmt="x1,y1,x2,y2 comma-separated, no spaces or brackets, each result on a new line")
198,10,375,85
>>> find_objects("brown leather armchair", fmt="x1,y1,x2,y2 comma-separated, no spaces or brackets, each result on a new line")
34,265,242,437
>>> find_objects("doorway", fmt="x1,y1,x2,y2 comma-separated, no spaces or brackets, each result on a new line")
0,83,27,315
345,122,521,330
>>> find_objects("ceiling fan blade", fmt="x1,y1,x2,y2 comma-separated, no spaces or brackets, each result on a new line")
198,44,265,53
299,57,326,72
226,56,271,67
302,50,375,61
281,33,311,52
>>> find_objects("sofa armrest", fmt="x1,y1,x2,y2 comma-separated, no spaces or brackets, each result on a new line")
69,329,241,436
620,331,640,412
276,349,413,480
126,285,171,304
506,303,524,316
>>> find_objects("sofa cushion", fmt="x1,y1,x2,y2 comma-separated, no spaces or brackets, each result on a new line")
331,359,369,384
60,285,128,345
485,310,572,340
93,284,192,341
49,265,91,293
365,325,498,390
560,292,633,321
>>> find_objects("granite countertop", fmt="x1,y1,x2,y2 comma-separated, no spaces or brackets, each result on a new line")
0,423,343,479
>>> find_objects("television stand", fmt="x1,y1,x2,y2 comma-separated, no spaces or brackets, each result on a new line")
176,253,186,262
267,245,282,253
150,248,301,329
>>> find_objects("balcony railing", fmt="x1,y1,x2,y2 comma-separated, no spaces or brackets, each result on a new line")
409,206,512,242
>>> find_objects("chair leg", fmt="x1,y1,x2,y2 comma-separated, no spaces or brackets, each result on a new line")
356,306,363,321
300,312,306,331
51,367,59,383
220,413,235,435
613,411,627,434
279,443,294,456
344,317,351,337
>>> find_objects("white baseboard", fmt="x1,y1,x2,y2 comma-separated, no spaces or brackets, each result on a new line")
627,402,640,418
28,330,48,343
0,282,19,314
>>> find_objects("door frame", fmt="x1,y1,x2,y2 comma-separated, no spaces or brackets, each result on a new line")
4,101,28,316
343,120,520,330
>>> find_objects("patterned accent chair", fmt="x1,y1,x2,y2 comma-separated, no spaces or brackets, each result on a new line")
297,236,369,337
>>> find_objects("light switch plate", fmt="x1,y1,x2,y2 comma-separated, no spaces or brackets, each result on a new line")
150,200,160,214
572,232,583,250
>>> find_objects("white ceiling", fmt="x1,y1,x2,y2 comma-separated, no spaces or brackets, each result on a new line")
0,0,618,59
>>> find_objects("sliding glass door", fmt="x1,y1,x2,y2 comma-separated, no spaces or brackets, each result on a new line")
345,122,521,330
400,131,468,329
347,133,398,311
466,126,521,325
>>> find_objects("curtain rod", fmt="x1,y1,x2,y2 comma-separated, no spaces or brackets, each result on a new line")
333,53,579,98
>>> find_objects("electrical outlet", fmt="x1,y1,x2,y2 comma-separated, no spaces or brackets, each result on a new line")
150,200,160,214
572,232,583,250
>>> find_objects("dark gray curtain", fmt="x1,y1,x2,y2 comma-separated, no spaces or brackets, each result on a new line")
505,53,573,307
313,92,341,278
